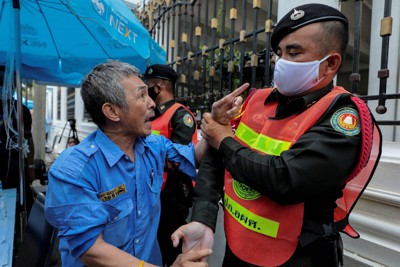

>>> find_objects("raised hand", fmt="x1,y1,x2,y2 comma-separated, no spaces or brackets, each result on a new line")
211,83,249,125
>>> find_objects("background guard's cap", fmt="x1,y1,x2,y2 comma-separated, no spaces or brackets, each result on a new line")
271,3,348,53
143,64,178,84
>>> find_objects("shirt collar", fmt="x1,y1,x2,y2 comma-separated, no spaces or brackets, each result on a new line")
95,129,125,167
265,82,334,118
95,130,150,167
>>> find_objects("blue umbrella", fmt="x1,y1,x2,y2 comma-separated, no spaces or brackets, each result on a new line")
0,0,165,209
0,0,166,86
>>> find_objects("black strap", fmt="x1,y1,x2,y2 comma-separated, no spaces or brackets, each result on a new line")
299,218,348,247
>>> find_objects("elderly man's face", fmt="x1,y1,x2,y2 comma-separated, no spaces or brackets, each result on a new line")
118,75,156,138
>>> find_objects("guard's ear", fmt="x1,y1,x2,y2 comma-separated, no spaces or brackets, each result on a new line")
102,103,120,122
325,53,342,75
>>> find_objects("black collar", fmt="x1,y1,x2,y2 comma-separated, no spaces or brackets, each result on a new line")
154,99,175,117
265,82,334,119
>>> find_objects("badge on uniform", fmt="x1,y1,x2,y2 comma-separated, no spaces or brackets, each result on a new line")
290,9,305,20
99,184,127,202
330,107,361,136
183,114,194,127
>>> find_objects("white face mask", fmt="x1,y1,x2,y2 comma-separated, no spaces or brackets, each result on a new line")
273,55,330,96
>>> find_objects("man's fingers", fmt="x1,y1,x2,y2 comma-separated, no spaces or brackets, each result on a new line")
228,83,250,99
186,249,213,262
202,112,212,124
171,228,184,248
233,96,243,106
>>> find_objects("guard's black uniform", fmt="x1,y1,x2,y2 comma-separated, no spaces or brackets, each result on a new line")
154,99,197,266
191,83,362,267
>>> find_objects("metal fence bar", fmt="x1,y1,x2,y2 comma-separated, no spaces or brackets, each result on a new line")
201,0,209,110
375,0,392,115
218,0,227,97
208,0,218,105
227,0,237,91
193,1,201,110
350,0,362,94
250,0,260,87
263,0,273,88
239,0,247,86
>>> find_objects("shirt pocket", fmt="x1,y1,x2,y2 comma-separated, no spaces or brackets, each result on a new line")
102,196,134,249
145,168,162,216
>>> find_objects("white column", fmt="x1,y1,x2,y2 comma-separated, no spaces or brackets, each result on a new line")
368,1,400,141
52,87,58,121
74,87,83,123
61,87,67,121
32,82,46,161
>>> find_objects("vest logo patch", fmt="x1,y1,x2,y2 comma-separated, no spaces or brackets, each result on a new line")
99,184,127,202
233,179,261,200
183,114,194,127
330,108,361,136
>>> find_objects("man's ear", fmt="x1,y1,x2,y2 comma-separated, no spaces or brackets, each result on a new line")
102,103,120,122
326,53,342,75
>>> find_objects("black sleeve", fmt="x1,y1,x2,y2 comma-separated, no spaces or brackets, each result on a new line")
190,147,225,231
170,107,196,145
218,100,361,205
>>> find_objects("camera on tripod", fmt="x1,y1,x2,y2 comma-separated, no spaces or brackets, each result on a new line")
68,118,76,131
59,118,80,148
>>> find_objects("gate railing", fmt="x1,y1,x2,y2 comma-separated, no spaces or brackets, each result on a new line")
136,0,400,126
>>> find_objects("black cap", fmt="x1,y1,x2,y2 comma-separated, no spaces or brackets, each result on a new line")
143,64,178,84
271,3,348,53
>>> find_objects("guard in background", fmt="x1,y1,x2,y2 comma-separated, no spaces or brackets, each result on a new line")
144,64,198,266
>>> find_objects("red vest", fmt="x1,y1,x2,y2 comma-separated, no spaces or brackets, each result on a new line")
151,103,198,188
151,102,198,144
224,87,381,266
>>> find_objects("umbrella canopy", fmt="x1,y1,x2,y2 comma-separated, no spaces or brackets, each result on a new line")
0,0,166,210
0,0,166,87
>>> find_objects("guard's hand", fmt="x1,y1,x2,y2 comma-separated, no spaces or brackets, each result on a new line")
211,83,249,125
171,222,214,262
201,113,233,149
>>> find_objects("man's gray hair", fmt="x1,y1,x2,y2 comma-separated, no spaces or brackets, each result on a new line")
81,60,141,127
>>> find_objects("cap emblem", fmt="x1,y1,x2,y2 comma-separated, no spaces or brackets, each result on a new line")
290,9,305,20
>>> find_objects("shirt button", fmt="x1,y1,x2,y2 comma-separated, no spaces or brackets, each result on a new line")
135,238,140,244
125,155,129,160
90,144,95,148
137,210,141,217
113,216,118,220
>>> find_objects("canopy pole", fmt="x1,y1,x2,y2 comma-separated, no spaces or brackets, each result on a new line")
13,0,26,215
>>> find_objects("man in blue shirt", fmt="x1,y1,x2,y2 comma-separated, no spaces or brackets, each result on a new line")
45,60,247,267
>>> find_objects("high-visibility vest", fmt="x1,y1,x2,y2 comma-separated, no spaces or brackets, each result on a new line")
151,103,198,188
224,87,381,266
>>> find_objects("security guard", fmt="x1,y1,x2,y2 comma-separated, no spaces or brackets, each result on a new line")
143,64,197,266
171,4,382,267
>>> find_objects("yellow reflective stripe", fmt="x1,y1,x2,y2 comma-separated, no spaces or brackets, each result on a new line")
235,123,291,156
151,130,160,135
224,193,279,238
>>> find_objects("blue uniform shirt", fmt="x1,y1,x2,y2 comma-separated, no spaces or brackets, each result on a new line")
45,129,196,266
